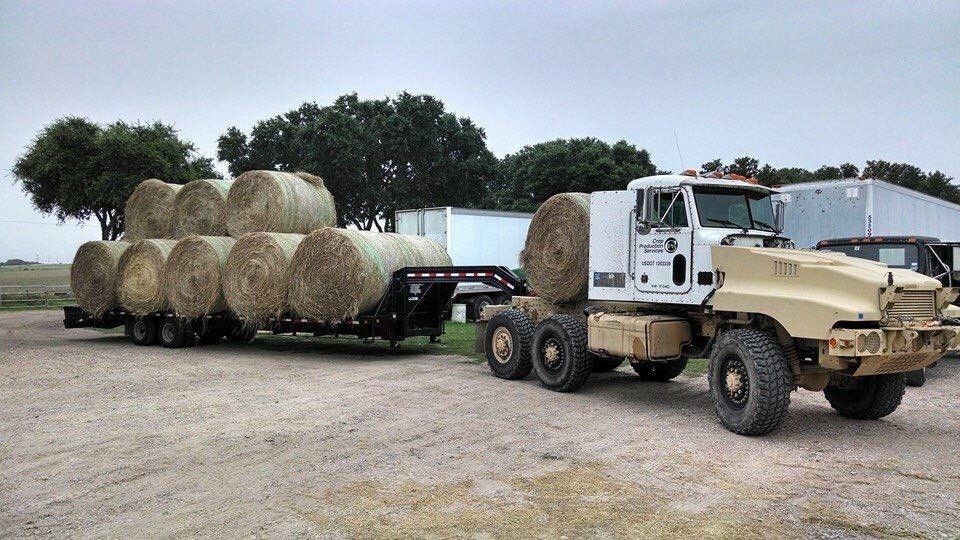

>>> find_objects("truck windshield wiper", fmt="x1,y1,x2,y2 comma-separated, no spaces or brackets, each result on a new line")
705,218,748,232
752,219,776,232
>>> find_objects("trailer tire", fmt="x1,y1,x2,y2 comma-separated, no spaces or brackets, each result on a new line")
824,373,906,420
591,356,624,372
160,319,191,349
708,328,792,436
633,357,688,381
129,317,158,346
484,309,534,379
904,369,926,387
532,314,592,392
470,295,493,321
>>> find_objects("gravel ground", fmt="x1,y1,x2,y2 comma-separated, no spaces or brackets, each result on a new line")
2,310,959,538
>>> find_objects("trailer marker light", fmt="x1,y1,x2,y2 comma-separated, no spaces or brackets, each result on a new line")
829,338,838,348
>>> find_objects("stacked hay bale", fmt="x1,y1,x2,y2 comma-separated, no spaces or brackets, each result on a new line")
163,236,237,317
70,240,130,316
171,179,234,237
223,232,305,321
519,193,591,304
287,228,451,320
225,171,336,237
124,179,183,240
116,239,179,314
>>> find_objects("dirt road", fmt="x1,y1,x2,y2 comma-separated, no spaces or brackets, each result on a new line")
2,310,958,538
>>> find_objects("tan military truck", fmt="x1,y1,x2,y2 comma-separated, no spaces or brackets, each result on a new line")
481,172,960,435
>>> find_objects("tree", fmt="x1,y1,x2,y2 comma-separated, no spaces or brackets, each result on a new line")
755,165,816,186
490,138,659,212
13,117,217,240
700,159,724,175
218,92,497,231
698,156,759,178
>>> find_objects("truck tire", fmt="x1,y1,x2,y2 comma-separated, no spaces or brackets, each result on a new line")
532,314,592,392
904,369,926,387
633,357,688,381
470,295,493,321
160,319,191,349
484,309,534,379
708,328,792,435
823,373,906,420
592,356,624,372
129,317,158,346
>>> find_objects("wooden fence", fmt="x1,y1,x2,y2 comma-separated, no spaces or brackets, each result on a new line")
0,285,74,309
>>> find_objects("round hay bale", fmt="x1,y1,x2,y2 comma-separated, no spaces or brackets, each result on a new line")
163,236,237,317
171,179,234,238
519,192,591,304
124,179,183,240
223,232,305,321
116,239,179,314
70,240,130,316
224,171,336,237
287,228,451,320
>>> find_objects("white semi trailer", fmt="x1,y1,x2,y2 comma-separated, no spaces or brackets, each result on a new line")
396,206,533,318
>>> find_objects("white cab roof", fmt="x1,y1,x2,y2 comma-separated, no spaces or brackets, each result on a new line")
626,174,778,194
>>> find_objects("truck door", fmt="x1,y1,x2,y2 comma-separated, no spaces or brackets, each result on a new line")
634,187,694,294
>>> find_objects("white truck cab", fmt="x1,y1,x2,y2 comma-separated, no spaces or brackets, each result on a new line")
589,171,791,305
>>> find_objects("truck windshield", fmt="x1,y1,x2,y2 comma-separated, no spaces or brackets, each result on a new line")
822,243,920,271
692,187,777,232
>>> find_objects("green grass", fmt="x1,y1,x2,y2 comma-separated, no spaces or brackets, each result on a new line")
0,263,71,287
684,358,708,377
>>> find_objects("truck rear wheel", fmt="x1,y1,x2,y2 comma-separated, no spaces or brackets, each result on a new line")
633,357,688,381
823,373,905,420
531,314,591,392
592,356,624,372
484,309,533,379
128,317,158,346
470,295,493,321
708,329,792,435
160,319,191,349
904,369,926,387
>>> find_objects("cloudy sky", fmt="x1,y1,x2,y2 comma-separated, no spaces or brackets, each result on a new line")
1,0,957,262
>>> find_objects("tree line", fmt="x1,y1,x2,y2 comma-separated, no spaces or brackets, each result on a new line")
13,92,959,239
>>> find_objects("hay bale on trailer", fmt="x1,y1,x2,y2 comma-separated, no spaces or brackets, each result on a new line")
287,228,451,320
124,179,183,240
519,192,591,304
163,236,237,318
116,239,179,314
70,240,130,316
171,179,234,237
224,171,336,237
223,232,304,321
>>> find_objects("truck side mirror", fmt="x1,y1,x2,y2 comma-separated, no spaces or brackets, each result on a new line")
774,200,786,234
635,188,651,234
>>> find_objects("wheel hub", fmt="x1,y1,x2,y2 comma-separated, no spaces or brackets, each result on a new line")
162,323,175,343
720,355,750,410
133,321,146,340
541,337,565,372
492,327,513,364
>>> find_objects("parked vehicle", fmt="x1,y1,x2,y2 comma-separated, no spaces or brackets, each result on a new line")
480,171,960,435
814,235,960,386
774,178,960,248
396,206,533,319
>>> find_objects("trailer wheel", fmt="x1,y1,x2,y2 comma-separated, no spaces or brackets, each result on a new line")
824,373,906,420
532,314,592,392
708,328,792,435
904,369,926,387
160,319,191,349
633,357,688,381
470,295,493,321
484,309,534,379
129,317,158,346
592,356,624,372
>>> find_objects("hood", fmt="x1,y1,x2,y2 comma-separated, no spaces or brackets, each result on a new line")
710,246,943,339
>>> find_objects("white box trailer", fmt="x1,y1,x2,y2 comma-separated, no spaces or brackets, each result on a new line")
774,178,960,248
396,207,533,318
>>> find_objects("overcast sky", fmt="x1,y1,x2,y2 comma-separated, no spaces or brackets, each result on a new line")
1,0,958,262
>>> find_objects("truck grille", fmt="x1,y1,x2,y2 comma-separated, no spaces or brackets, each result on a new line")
886,290,936,322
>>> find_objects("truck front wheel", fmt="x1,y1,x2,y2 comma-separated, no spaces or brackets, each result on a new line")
484,310,534,379
708,329,792,435
633,357,688,381
531,314,591,392
823,373,905,420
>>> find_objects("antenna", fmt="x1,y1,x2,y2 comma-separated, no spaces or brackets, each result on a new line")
673,130,685,171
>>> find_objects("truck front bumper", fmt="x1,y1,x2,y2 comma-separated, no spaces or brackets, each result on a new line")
821,325,959,376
